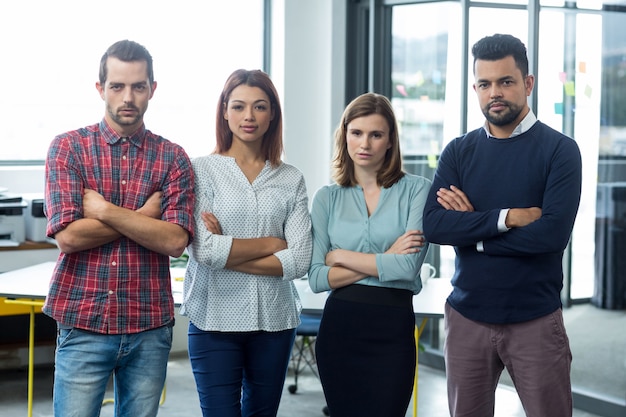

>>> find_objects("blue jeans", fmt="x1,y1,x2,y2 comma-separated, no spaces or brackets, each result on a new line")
188,323,296,417
53,325,173,417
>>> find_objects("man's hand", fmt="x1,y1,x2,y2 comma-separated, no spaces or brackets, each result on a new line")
82,189,110,220
437,185,474,212
137,191,163,219
385,230,425,255
505,207,542,228
85,189,163,220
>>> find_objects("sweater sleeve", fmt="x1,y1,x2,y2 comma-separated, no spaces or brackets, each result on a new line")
482,136,582,256
423,136,503,247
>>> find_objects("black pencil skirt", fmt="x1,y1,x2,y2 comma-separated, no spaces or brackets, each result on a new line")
315,284,417,417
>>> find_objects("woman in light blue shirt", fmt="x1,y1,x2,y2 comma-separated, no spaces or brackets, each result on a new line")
182,69,312,417
308,92,430,417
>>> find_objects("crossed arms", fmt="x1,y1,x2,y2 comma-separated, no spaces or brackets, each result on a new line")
437,185,541,229
200,211,288,276
321,230,425,289
54,189,189,258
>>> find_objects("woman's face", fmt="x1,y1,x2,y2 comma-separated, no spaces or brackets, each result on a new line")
346,113,391,173
224,85,274,144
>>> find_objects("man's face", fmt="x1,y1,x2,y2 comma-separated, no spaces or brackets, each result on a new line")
96,57,155,136
473,55,534,136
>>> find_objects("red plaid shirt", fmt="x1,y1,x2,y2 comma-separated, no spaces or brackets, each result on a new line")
43,120,194,334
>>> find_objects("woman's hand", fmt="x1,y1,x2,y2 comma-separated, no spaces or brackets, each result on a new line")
201,212,223,235
385,230,425,255
325,248,346,267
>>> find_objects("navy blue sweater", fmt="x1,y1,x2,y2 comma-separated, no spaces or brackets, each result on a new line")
423,121,582,324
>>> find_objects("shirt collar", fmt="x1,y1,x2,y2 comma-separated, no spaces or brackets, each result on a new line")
482,109,537,138
99,119,146,147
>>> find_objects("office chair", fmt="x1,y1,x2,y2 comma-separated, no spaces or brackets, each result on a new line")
288,312,330,416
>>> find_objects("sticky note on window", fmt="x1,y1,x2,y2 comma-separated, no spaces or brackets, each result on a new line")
554,102,564,115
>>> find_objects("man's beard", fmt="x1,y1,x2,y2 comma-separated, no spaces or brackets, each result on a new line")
107,104,143,126
482,100,522,126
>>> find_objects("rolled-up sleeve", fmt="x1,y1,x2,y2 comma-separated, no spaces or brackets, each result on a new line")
187,159,233,269
45,135,85,237
274,174,312,280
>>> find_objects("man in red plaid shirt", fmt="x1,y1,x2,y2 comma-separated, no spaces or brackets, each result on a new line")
43,39,194,417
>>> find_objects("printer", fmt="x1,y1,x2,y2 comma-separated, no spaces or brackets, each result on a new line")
23,193,48,242
0,192,27,246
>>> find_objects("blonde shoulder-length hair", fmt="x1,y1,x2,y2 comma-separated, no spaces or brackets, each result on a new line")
332,92,404,187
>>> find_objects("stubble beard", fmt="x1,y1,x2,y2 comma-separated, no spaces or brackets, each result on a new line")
107,104,143,127
482,101,523,127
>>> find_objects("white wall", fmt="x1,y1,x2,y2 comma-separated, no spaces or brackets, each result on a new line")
274,0,347,204
0,166,46,194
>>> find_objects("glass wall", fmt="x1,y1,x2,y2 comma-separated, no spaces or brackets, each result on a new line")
389,0,626,302
390,1,461,274
381,0,626,412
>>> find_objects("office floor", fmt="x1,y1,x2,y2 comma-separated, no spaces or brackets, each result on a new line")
0,352,603,417
1,302,623,416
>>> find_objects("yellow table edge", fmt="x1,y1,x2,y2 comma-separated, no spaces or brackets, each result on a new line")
4,298,45,417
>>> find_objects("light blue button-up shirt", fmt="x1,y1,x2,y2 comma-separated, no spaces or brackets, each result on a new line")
308,173,431,295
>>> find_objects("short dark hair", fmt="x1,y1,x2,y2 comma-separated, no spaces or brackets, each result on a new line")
214,69,283,167
472,34,529,77
332,92,404,188
99,40,154,85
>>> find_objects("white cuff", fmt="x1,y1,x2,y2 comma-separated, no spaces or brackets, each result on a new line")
498,209,511,232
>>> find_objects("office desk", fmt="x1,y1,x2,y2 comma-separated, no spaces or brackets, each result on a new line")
0,261,187,417
293,278,452,417
0,261,186,304
294,277,450,317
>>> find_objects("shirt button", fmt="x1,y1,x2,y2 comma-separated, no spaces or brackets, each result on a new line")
122,155,127,160
112,261,117,266
121,180,127,185
108,290,114,295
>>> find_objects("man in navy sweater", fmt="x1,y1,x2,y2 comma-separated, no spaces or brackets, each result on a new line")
423,33,582,417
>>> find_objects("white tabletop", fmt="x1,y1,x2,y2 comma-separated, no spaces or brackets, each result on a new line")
0,261,55,299
0,263,452,318
293,277,451,318
0,262,188,306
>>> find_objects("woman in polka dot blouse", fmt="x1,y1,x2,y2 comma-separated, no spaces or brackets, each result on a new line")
181,69,313,417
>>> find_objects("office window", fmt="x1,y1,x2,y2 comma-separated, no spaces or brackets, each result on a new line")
466,7,528,129
390,1,461,276
383,1,626,411
391,1,461,159
0,0,264,162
